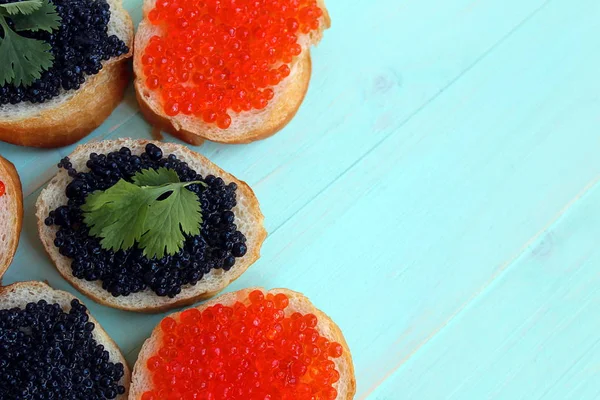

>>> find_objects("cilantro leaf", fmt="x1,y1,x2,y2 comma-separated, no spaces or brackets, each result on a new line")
11,0,61,33
133,167,181,187
82,180,152,252
82,168,205,259
0,0,42,15
0,17,54,87
139,184,203,259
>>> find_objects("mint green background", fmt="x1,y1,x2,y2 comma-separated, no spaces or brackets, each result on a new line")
2,0,600,398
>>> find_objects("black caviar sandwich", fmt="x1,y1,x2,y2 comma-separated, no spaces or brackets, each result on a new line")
0,281,130,399
36,139,267,312
0,0,133,148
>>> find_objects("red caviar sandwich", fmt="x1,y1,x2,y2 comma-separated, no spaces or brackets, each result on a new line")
0,154,23,278
130,288,356,400
134,0,330,145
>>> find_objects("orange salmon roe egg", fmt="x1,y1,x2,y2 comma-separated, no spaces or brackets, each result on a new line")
142,0,324,128
142,290,343,400
0,181,4,197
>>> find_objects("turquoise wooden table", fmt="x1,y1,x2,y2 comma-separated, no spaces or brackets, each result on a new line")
2,0,600,398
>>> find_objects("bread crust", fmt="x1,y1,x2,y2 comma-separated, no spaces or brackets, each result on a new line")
0,2,134,149
36,139,267,313
0,155,23,279
0,281,131,399
0,62,130,148
130,288,356,400
134,54,312,145
133,0,330,145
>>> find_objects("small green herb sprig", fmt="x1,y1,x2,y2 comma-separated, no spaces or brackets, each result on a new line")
82,168,207,259
0,0,61,87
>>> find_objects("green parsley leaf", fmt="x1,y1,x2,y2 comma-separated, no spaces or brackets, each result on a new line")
0,0,42,16
82,168,206,259
11,0,61,33
0,17,54,87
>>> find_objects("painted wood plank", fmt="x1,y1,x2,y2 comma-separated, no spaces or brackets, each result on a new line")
370,165,600,400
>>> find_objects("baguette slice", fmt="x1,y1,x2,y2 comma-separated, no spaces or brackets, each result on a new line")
0,155,23,279
0,281,131,399
0,0,134,148
36,139,267,312
130,287,356,399
134,0,330,145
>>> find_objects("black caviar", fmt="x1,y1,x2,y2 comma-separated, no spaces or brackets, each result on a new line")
45,144,248,298
0,0,129,106
0,299,125,399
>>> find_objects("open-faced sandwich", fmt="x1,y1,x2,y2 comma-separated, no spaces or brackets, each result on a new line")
131,288,356,400
0,0,133,148
0,154,23,279
135,0,330,144
36,139,266,312
0,281,130,399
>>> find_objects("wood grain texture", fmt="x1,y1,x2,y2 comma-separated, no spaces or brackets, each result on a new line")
1,0,599,398
371,168,600,399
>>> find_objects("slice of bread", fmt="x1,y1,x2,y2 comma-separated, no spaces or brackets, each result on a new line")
36,139,267,312
0,155,23,280
0,281,130,399
0,0,134,148
130,287,356,400
134,0,330,145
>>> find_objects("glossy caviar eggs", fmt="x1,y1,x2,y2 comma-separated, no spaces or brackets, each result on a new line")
0,0,128,106
45,144,247,298
0,299,126,399
142,0,324,128
142,290,343,400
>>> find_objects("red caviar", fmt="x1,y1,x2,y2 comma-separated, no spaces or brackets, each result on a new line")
142,290,343,400
142,0,324,128
0,181,5,197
